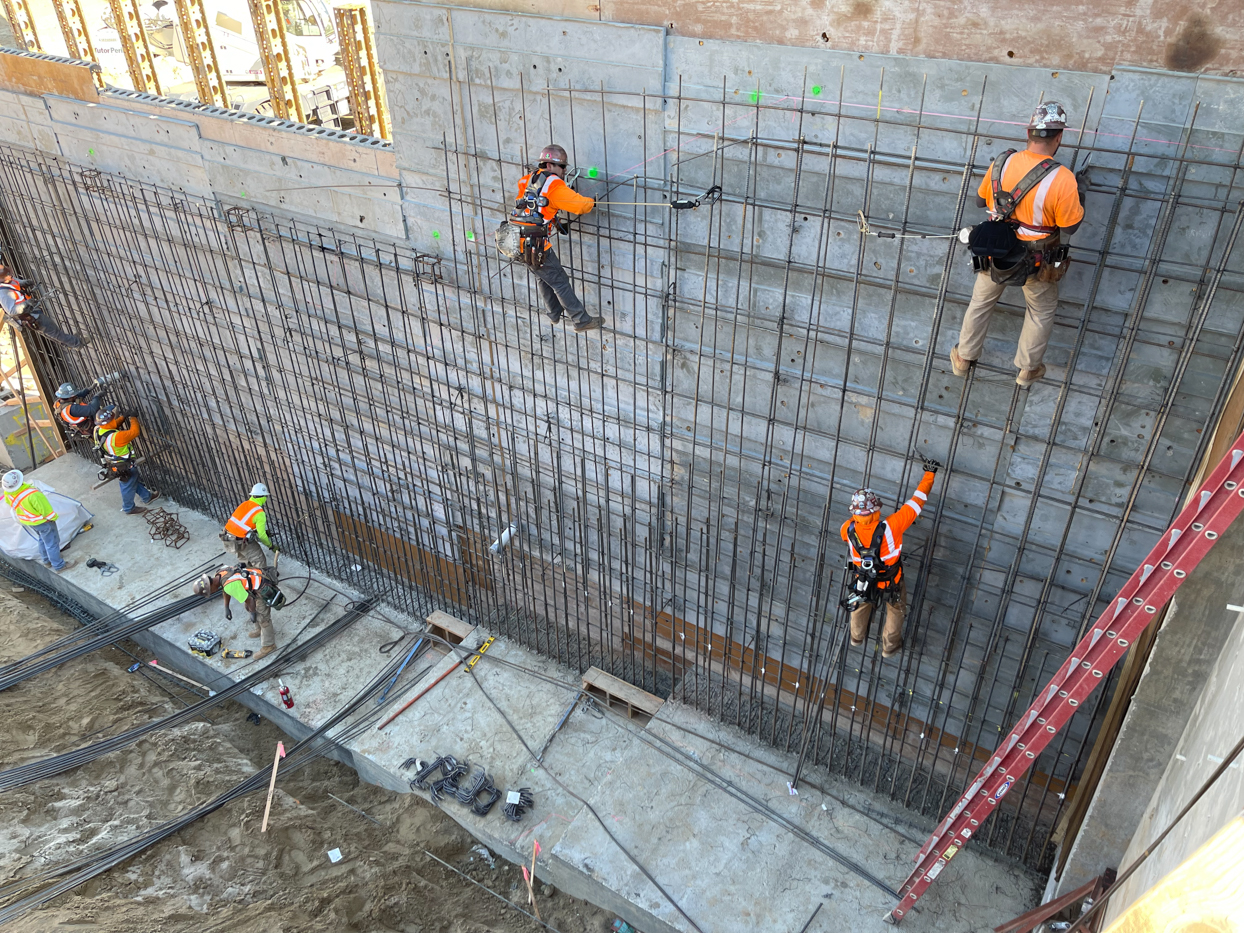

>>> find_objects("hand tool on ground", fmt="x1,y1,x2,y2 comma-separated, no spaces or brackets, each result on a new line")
377,636,426,704
535,694,580,762
143,659,211,692
376,635,496,730
260,741,286,832
222,649,253,659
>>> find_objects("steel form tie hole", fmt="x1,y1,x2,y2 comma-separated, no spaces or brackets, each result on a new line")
1133,596,1144,605
1118,638,1129,646
1206,530,1218,539
1069,698,1079,706
1092,669,1103,677
1145,605,1156,613
1160,561,1172,569
1174,569,1187,578
1192,522,1204,531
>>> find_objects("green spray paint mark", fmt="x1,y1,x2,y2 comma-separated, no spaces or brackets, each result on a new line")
465,230,475,241
240,191,248,198
587,166,599,179
811,86,822,96
750,89,762,104
432,230,441,239
88,147,96,156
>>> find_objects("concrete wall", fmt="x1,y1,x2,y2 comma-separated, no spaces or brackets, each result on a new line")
3,16,1244,871
419,0,1244,77
1089,583,1244,921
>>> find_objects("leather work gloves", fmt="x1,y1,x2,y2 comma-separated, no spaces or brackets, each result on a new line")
921,455,943,474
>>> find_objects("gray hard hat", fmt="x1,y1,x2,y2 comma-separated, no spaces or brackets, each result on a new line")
537,144,568,167
56,382,78,400
1029,101,1068,137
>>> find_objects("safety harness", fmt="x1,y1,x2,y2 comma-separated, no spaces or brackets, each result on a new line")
94,423,135,478
967,150,1065,284
510,170,555,270
841,520,902,610
54,397,93,437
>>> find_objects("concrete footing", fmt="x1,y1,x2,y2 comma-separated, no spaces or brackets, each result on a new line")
5,455,1039,932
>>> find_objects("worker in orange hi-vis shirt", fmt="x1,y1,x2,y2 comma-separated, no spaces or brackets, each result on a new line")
510,144,604,333
951,101,1087,388
840,457,940,659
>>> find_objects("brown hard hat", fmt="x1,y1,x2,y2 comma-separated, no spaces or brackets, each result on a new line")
537,144,568,167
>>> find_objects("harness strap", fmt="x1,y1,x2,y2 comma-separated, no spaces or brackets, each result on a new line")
990,150,1061,233
846,520,900,584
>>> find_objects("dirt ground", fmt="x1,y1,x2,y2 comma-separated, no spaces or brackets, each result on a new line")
0,587,617,933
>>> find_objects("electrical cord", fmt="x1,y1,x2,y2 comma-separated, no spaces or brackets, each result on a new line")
436,639,707,933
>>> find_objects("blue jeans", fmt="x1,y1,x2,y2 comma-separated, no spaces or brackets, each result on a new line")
120,468,151,513
26,520,65,570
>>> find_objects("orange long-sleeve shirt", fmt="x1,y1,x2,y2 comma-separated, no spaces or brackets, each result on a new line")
840,471,936,585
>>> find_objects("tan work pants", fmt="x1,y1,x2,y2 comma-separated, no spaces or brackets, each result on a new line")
957,271,1060,372
850,579,906,654
222,532,267,569
247,595,277,648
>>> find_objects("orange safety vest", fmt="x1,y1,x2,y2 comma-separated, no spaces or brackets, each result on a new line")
7,486,49,525
226,567,265,593
55,399,86,425
225,499,264,538
0,281,27,309
513,171,560,226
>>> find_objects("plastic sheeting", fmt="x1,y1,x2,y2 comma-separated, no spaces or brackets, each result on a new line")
0,480,93,560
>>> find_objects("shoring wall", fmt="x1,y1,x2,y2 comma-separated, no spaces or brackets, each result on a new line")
2,8,1244,871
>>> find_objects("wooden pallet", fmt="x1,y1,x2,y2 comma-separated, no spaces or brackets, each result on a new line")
581,666,663,724
426,610,475,645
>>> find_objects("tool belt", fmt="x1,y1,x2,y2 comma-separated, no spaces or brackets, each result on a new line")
98,456,134,480
513,221,549,270
971,234,1070,286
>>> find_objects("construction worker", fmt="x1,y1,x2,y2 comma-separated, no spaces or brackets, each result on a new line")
222,483,276,568
840,457,940,658
54,382,102,439
2,469,76,573
94,405,160,515
0,264,84,348
222,564,279,659
511,144,604,333
951,102,1086,387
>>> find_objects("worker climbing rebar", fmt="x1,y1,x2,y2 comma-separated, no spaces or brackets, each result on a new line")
0,264,85,348
840,457,940,659
53,380,110,439
507,144,604,333
221,483,277,568
952,102,1088,387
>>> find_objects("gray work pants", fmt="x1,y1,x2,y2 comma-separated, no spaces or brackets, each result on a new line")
222,532,267,569
957,271,1060,372
532,248,588,324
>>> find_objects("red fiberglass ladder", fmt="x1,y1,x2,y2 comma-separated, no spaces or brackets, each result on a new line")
888,429,1244,923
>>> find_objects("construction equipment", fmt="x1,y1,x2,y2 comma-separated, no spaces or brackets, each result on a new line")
334,3,390,138
377,636,426,704
888,428,1244,923
247,0,305,122
107,0,163,96
172,0,229,109
0,0,39,52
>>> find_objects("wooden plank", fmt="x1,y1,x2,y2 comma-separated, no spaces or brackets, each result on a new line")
426,609,475,645
581,666,664,718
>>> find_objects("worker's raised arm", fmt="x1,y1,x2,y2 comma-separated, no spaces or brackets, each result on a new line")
885,462,939,536
547,178,595,216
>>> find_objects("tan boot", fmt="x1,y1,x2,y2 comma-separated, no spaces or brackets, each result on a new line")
1016,363,1046,387
254,644,276,660
882,638,904,659
950,345,974,377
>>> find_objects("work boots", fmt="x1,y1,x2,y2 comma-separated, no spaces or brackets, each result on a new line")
574,315,605,333
1016,364,1046,387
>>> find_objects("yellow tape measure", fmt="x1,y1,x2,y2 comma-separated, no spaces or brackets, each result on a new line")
463,635,496,674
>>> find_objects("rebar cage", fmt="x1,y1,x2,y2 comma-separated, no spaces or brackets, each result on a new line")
1,55,1243,872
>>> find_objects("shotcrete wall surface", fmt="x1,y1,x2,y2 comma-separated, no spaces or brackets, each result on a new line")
1,6,1244,875
2,455,1041,933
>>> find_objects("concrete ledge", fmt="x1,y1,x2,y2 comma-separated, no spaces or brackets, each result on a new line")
6,454,1039,932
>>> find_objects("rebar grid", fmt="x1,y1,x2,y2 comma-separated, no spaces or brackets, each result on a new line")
0,63,1242,872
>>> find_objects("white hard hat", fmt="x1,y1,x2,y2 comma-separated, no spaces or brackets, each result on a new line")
2,469,24,491
250,482,269,498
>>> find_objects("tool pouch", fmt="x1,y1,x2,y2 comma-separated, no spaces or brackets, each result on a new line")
988,253,1035,286
1037,243,1071,283
519,226,549,270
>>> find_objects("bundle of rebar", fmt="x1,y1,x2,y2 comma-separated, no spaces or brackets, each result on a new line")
0,563,220,693
0,599,440,926
0,600,368,792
